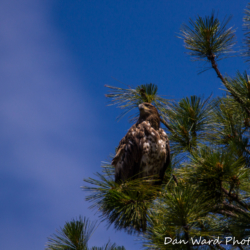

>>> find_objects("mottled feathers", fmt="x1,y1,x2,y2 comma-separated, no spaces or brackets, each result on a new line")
112,103,170,185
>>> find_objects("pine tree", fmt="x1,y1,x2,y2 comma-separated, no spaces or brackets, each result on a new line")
83,4,250,250
45,216,126,250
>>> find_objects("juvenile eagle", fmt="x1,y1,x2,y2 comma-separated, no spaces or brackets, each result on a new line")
112,102,170,185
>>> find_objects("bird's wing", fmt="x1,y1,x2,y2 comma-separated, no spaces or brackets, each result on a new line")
112,124,144,183
159,141,170,182
158,129,171,184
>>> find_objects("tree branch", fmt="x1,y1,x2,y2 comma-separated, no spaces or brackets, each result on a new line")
222,201,247,215
221,187,249,210
216,210,238,218
160,117,173,132
208,54,250,116
213,202,247,217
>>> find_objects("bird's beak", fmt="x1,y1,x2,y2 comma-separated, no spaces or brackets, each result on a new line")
139,103,149,113
138,104,144,110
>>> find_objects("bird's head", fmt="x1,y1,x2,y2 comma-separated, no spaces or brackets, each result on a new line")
138,102,160,129
138,102,156,115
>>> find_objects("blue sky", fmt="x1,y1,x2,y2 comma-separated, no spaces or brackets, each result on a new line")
0,1,249,249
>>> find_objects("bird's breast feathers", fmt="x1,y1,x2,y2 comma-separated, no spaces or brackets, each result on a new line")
113,121,169,180
139,121,168,177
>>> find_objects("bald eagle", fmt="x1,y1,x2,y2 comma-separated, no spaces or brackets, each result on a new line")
112,102,170,185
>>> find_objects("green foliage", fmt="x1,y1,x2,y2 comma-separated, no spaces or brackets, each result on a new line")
46,216,126,250
136,83,158,103
83,164,162,235
105,83,169,122
45,216,97,250
212,97,245,144
177,147,250,202
143,184,218,250
228,211,250,240
223,71,250,114
179,12,236,61
211,96,250,166
166,95,215,156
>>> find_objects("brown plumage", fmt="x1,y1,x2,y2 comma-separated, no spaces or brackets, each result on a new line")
112,102,170,185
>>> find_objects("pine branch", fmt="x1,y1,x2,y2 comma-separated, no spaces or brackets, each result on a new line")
221,187,249,210
208,54,226,83
179,13,236,61
160,117,173,132
83,169,161,235
105,83,170,123
208,55,250,116
213,201,248,220
216,210,237,218
222,201,248,215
